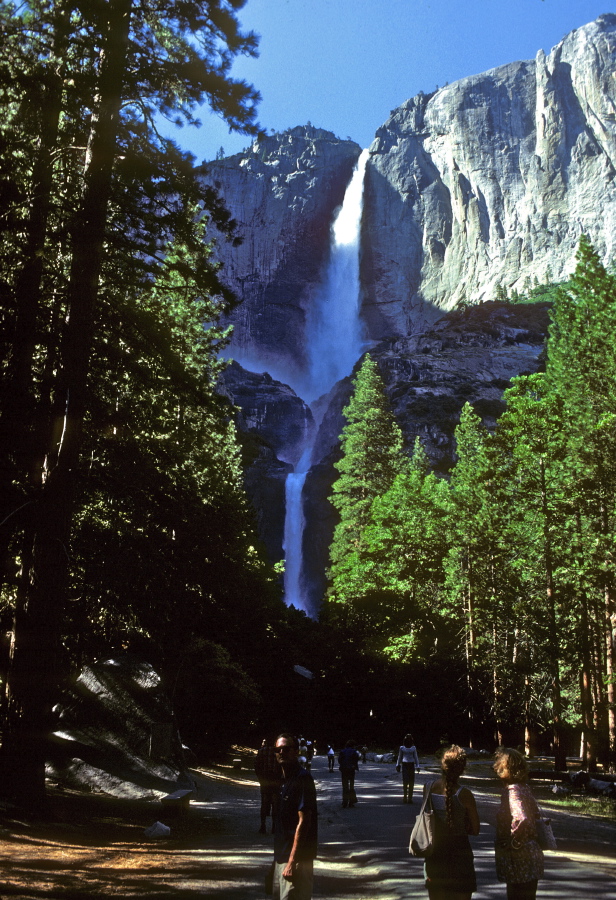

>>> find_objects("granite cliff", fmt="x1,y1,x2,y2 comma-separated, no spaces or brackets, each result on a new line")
201,126,361,389
362,14,616,337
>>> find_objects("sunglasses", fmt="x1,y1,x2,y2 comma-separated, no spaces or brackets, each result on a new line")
275,745,292,754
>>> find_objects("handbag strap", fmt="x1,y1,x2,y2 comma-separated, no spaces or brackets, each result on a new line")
417,779,436,816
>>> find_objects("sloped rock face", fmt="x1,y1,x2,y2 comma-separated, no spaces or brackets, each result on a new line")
201,127,361,385
220,362,314,467
362,15,616,337
47,657,189,798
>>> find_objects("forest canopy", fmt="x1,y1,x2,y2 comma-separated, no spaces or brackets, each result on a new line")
0,0,293,802
324,237,616,773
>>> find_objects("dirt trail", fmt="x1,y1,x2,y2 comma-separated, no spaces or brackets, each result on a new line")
0,755,614,898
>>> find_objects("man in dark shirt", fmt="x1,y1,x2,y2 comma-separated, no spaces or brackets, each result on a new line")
255,737,282,834
272,732,318,899
338,739,360,808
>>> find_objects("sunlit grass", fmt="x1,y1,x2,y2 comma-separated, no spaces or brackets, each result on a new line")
543,794,616,820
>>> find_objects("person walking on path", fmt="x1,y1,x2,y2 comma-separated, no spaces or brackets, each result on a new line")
255,737,283,834
272,733,318,900
422,744,480,900
493,747,544,900
327,744,335,772
338,739,360,808
396,733,420,803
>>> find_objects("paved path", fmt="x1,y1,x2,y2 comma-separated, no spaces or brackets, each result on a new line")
3,756,613,897
190,754,616,899
310,755,616,898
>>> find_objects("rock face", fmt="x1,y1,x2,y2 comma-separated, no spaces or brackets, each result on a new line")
201,126,361,386
362,15,616,336
219,362,313,563
47,657,190,798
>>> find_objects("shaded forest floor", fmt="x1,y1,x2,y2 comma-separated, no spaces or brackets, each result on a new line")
0,754,614,899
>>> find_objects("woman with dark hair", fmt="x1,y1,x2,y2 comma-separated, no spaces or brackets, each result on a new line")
493,747,544,900
423,744,480,900
396,733,420,803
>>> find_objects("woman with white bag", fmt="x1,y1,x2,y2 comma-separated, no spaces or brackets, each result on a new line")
422,745,480,900
493,747,545,900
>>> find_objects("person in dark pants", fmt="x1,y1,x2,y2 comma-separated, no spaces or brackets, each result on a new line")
338,740,360,808
272,733,318,900
255,737,282,834
494,747,544,900
327,745,335,772
396,733,420,803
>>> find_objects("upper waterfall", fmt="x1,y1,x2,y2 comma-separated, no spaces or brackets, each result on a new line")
302,148,370,403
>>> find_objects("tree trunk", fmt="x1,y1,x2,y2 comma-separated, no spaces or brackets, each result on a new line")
539,456,566,771
0,0,133,805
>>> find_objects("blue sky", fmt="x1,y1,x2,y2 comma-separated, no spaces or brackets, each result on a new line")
166,0,614,162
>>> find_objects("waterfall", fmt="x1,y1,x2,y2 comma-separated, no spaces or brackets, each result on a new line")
282,149,369,614
304,149,370,403
282,446,311,609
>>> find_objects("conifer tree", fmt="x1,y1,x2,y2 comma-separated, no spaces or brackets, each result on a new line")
0,0,264,803
545,235,616,768
358,437,451,655
326,354,404,609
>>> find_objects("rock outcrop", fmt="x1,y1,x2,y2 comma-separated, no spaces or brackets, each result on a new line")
362,15,616,336
48,657,189,798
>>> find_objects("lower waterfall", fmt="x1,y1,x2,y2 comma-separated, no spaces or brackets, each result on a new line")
282,149,369,614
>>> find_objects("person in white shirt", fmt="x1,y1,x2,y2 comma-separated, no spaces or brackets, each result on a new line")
396,733,420,803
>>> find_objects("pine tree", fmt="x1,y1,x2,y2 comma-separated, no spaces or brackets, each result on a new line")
545,235,616,769
326,355,405,609
358,437,452,656
0,0,264,803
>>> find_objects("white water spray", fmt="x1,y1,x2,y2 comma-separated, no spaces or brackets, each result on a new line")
283,149,369,613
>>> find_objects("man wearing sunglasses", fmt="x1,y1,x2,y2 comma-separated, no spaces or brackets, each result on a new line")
271,733,318,899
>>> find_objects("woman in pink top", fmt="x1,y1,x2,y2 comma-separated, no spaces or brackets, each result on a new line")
494,747,544,900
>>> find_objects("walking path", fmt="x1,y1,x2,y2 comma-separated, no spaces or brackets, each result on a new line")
0,754,614,897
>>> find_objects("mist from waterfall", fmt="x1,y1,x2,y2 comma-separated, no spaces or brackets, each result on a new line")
282,149,369,614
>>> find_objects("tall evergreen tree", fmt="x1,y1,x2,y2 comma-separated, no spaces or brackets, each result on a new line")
326,354,405,609
0,0,264,802
545,236,616,768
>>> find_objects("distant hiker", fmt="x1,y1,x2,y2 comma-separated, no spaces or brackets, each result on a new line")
255,736,283,834
272,733,318,899
361,744,368,763
338,740,360,808
396,733,420,803
327,745,335,772
298,738,308,768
